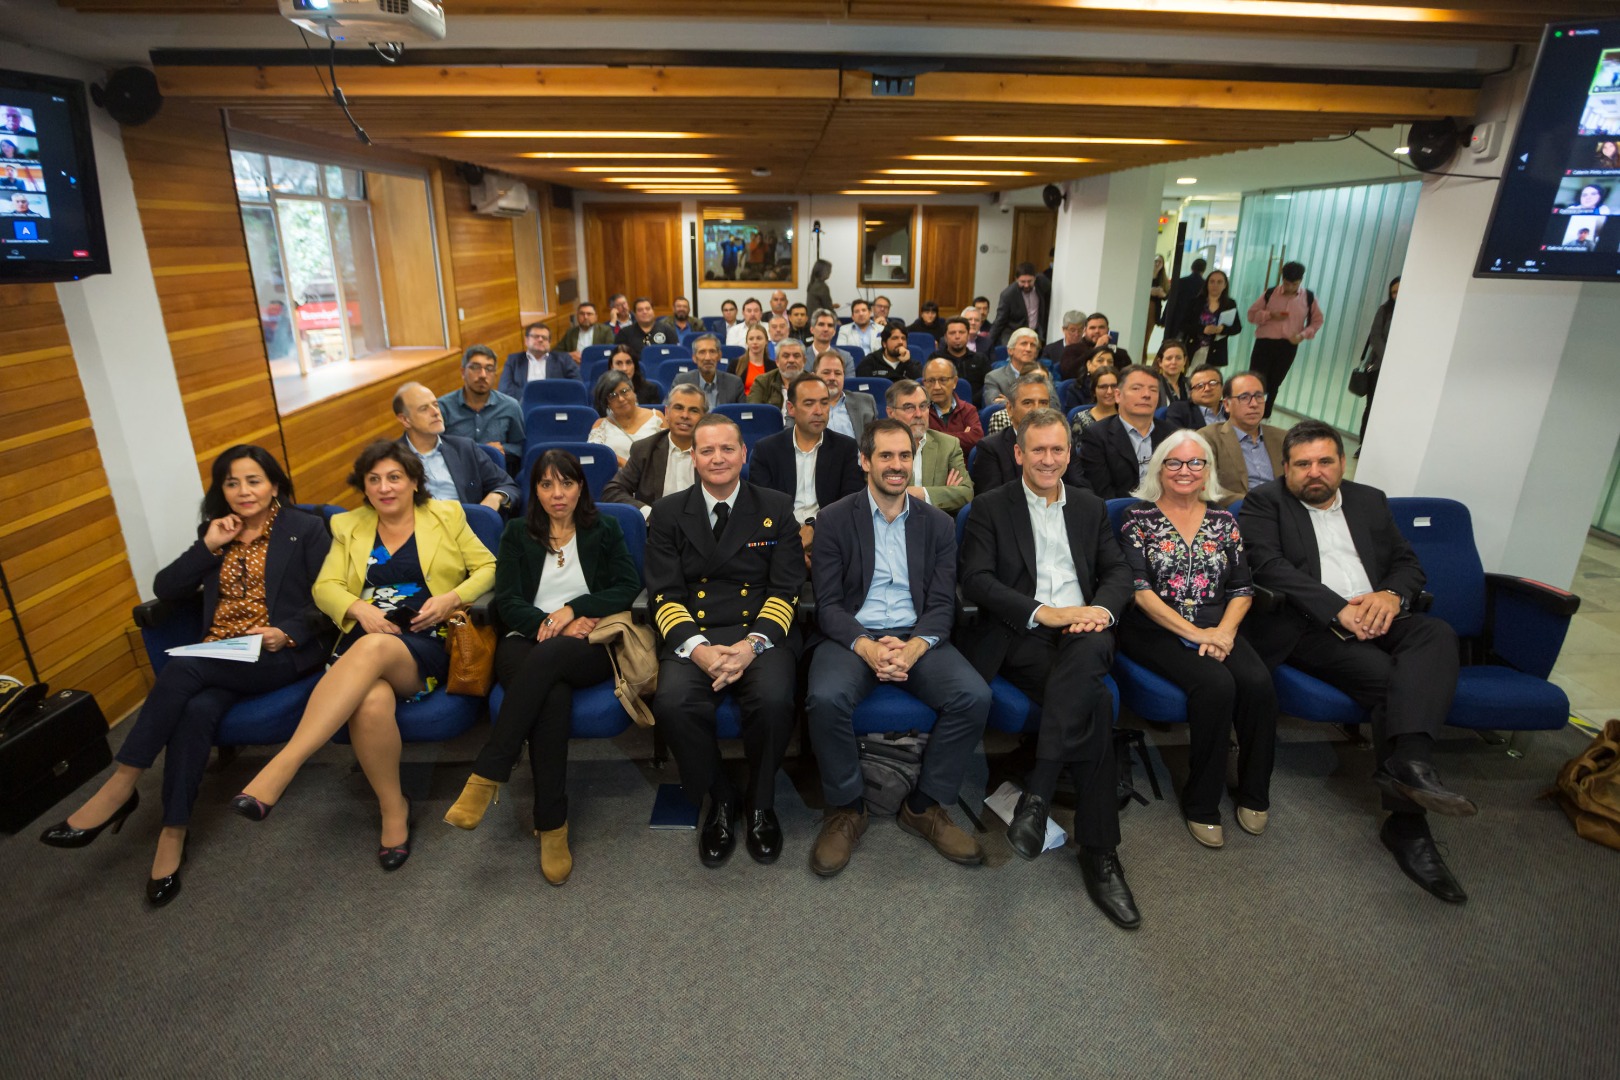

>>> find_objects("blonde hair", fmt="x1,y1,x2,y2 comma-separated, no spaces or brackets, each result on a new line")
1131,428,1232,503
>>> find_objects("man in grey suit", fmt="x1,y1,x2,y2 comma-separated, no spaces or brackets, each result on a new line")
885,379,972,513
672,333,744,408
814,349,875,442
601,383,708,520
393,382,520,512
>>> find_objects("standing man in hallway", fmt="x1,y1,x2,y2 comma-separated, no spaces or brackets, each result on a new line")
986,261,1050,349
1246,261,1324,418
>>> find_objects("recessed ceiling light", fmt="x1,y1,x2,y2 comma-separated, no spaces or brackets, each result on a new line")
1393,145,1411,155
518,152,717,160
933,136,1192,146
1176,177,1198,185
903,155,1098,164
1047,1,1437,20
437,130,704,139
604,177,737,184
861,178,988,186
839,189,939,196
881,168,1033,177
570,166,732,173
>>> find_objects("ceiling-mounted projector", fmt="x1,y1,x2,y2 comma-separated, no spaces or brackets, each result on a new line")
278,0,447,44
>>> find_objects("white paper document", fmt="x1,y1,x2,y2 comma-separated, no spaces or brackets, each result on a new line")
983,780,1068,853
1218,308,1238,327
165,635,263,663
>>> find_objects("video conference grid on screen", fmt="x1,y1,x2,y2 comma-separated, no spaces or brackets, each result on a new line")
0,70,108,280
0,104,55,243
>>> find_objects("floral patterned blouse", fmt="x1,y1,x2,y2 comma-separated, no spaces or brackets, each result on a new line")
1119,501,1253,628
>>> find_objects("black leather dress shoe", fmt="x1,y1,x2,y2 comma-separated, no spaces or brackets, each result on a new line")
40,790,140,848
1375,759,1478,817
1380,818,1467,904
1006,792,1048,862
1079,849,1142,930
700,800,738,868
744,809,782,864
145,850,186,908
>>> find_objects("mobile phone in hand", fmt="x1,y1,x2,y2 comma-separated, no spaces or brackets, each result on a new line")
384,606,416,629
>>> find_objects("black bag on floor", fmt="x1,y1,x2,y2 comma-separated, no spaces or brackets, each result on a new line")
857,730,929,816
0,687,111,833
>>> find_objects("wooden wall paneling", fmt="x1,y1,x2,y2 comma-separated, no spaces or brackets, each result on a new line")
545,186,579,312
1010,208,1057,280
582,203,682,317
918,205,979,314
442,171,525,358
511,202,548,324
368,171,447,348
0,284,151,722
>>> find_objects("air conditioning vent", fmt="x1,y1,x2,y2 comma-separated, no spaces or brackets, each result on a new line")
378,0,408,13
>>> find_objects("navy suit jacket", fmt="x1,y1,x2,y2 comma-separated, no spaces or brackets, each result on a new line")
748,427,863,518
398,434,520,508
969,427,1087,495
811,489,957,649
1077,415,1178,500
499,350,581,399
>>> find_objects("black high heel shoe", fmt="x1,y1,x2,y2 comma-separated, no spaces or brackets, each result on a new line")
39,790,140,848
145,848,187,908
228,793,274,821
377,798,413,872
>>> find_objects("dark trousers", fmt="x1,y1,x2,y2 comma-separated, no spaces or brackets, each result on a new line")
1284,613,1458,812
996,627,1121,848
476,635,615,830
115,651,309,826
1249,337,1300,418
1357,368,1380,442
1119,615,1277,824
805,638,990,808
652,641,797,809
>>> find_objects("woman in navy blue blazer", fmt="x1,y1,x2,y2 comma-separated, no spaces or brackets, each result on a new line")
39,445,332,907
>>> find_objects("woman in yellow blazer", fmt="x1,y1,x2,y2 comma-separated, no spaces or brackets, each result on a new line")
230,441,496,870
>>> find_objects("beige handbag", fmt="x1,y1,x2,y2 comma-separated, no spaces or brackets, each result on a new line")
444,611,497,696
587,612,659,726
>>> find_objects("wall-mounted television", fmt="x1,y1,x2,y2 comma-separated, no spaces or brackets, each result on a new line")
1476,19,1620,282
0,69,110,283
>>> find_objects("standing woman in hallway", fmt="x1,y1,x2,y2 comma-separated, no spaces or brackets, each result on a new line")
1178,269,1241,369
40,446,332,907
806,259,836,317
444,450,641,885
1357,276,1399,448
1116,429,1277,849
1145,254,1170,357
229,441,495,871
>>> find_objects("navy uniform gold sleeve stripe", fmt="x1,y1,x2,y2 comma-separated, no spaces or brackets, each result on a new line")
757,596,797,636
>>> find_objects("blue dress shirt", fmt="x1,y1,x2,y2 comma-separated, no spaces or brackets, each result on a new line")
853,491,937,647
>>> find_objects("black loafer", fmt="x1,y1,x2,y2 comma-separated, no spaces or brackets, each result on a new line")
1079,848,1142,930
744,808,782,864
1006,792,1048,861
145,850,186,908
1380,817,1467,904
1375,759,1478,817
699,800,738,868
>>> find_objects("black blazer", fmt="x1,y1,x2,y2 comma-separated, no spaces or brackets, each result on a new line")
602,430,678,511
970,427,1087,496
1175,296,1241,368
1159,270,1204,340
492,513,642,638
1077,415,1178,500
153,505,334,672
1164,398,1222,431
1238,478,1428,663
986,278,1052,348
957,480,1133,679
747,427,863,518
811,490,957,649
396,434,520,508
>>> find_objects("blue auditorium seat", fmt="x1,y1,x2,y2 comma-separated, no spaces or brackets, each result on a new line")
522,379,588,409
477,442,506,472
523,404,598,444
644,344,691,362
655,357,696,387
848,376,891,416
714,403,783,451
518,441,618,502
581,344,616,368
978,402,1004,431
908,332,936,355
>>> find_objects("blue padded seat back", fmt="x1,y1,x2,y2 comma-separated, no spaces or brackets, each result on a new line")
1387,497,1486,638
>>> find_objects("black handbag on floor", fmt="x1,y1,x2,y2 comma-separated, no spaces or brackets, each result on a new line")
0,687,111,833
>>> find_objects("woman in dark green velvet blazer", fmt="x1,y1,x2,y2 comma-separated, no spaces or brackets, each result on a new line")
445,449,640,884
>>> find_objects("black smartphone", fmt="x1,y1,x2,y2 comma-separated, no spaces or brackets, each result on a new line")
384,606,416,629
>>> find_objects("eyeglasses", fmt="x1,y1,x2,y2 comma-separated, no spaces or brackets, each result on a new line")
1164,458,1208,472
465,363,498,375
1190,380,1222,392
921,376,955,385
608,386,635,400
1228,392,1267,405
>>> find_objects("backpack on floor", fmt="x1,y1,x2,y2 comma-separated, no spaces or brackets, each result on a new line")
1546,719,1620,852
857,730,930,816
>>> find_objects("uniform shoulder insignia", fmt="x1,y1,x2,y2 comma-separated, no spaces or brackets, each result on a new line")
763,517,773,528
655,594,663,603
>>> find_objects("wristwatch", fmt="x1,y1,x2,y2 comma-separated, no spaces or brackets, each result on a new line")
747,634,768,656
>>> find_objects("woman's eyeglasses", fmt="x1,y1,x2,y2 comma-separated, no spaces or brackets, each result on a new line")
1164,458,1208,472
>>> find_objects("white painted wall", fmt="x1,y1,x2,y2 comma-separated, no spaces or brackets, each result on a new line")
1,40,203,598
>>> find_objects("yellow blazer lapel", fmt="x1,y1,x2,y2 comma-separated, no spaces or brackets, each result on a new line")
345,506,379,594
414,502,447,589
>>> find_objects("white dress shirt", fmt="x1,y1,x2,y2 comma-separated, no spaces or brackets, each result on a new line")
727,321,763,348
1022,479,1092,626
836,321,877,353
1306,490,1374,599
645,440,695,521
525,352,549,383
792,432,822,524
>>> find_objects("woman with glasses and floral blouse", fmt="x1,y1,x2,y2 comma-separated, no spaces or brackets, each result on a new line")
588,369,665,467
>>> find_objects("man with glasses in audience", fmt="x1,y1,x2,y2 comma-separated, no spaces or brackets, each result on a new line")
558,301,614,364
929,316,992,406
1043,310,1088,368
886,380,973,514
718,298,740,334
922,357,983,454
1203,371,1285,507
1077,364,1173,499
438,345,525,472
815,348,875,443
727,297,768,348
606,293,632,335
499,322,579,400
746,338,808,414
603,383,708,520
673,333,744,407
1166,364,1226,430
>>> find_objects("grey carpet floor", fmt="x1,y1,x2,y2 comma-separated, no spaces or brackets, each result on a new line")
2,715,1616,1079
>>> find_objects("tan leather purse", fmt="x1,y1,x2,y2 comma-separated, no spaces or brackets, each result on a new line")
444,611,497,696
1547,720,1620,852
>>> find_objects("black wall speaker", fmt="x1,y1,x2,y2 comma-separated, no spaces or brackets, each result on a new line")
1041,183,1064,211
1406,118,1460,172
455,162,486,186
91,67,162,127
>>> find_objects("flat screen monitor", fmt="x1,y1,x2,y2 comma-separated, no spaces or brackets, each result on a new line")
0,69,110,283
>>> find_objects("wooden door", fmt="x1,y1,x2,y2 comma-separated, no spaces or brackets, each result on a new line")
1010,207,1057,278
582,202,682,314
918,205,979,314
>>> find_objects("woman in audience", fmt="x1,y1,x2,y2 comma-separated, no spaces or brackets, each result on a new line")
40,446,330,907
859,321,921,381
1062,350,1115,412
1069,367,1118,439
806,259,836,315
1117,430,1276,850
588,370,665,467
1177,269,1241,368
1154,339,1191,404
909,301,945,340
229,442,496,871
601,344,660,405
729,324,774,392
444,450,640,884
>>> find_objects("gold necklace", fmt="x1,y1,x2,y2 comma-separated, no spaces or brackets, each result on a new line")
550,527,574,568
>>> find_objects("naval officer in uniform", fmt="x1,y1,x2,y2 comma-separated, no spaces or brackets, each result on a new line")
646,412,805,868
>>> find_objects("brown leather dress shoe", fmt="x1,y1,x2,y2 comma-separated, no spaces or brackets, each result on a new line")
898,802,984,865
810,807,868,877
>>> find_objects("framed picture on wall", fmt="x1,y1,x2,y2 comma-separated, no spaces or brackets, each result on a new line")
698,202,798,287
858,204,917,287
